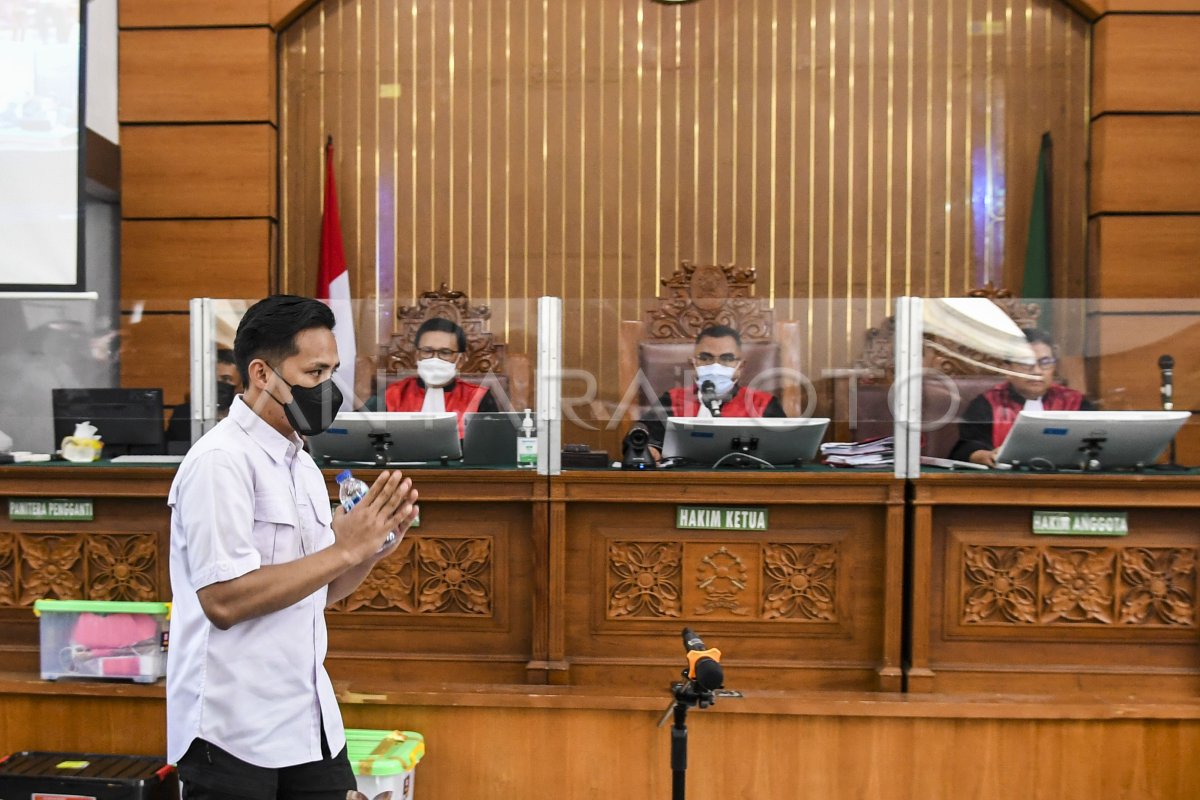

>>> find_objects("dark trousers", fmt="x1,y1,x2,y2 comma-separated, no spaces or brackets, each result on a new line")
177,733,356,800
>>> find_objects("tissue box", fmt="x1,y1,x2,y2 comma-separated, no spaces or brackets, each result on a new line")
0,752,177,800
33,599,169,684
346,729,425,800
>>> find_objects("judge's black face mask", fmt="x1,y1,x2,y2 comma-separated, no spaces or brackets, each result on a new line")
216,381,236,411
269,367,343,436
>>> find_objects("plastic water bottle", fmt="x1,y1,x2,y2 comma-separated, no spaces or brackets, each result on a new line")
517,409,537,469
336,470,395,549
336,470,368,512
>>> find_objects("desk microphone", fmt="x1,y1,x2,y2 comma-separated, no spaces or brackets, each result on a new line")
681,628,724,691
699,380,722,417
1158,354,1174,411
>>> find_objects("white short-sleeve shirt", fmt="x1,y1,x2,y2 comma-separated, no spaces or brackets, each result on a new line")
166,396,345,768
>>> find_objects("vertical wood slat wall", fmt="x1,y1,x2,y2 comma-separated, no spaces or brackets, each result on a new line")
1088,4,1200,439
116,1,290,405
113,0,1200,431
277,0,1089,406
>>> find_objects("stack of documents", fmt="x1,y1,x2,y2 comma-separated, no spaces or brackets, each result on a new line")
820,437,894,467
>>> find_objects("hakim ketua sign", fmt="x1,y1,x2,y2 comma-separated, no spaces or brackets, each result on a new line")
676,505,768,532
1032,510,1128,536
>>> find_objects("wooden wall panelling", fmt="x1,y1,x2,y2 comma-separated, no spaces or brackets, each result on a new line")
1090,115,1200,215
117,0,271,29
271,0,319,30
121,220,275,313
9,686,1197,800
119,314,192,407
322,470,546,686
911,475,1200,697
1100,1,1200,10
1088,216,1200,299
121,125,277,219
553,472,905,692
1093,15,1200,115
1088,311,1200,411
119,28,276,124
278,0,1090,395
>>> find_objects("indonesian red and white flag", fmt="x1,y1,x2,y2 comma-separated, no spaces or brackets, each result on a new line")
317,138,356,411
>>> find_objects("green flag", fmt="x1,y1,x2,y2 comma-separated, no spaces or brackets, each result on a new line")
1023,133,1052,326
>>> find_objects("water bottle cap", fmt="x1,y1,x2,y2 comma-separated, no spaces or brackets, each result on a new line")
336,469,352,483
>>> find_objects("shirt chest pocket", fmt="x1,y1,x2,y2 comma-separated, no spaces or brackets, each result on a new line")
252,492,302,565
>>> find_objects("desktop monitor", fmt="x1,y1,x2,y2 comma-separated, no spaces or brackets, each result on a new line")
307,411,462,465
662,416,830,467
52,388,166,457
462,411,521,467
995,410,1191,470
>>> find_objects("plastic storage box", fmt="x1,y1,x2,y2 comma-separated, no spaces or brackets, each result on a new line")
33,599,169,683
0,752,177,800
346,729,426,800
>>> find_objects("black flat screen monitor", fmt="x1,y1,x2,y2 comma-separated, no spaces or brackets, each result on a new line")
662,416,830,467
462,411,522,467
52,388,166,457
307,412,462,465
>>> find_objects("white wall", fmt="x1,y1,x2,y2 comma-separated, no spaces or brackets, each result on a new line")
85,0,117,143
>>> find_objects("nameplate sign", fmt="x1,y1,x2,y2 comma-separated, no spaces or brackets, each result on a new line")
9,499,94,522
1032,510,1128,536
676,506,768,532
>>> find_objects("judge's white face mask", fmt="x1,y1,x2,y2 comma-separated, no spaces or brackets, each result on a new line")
417,357,458,388
695,363,736,397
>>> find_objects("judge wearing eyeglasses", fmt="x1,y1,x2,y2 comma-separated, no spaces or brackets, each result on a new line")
949,328,1093,467
638,324,785,461
384,317,498,436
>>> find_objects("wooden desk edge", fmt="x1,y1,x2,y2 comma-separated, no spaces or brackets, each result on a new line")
1,673,1195,721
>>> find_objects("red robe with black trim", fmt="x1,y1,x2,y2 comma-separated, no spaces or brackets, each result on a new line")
384,376,488,437
666,385,776,418
983,382,1087,448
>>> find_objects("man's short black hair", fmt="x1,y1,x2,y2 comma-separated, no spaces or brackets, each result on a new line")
216,347,236,366
695,325,742,348
234,295,335,385
1022,328,1056,349
415,316,467,353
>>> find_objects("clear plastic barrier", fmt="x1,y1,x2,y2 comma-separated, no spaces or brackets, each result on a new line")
556,285,900,473
188,295,539,470
915,297,1199,475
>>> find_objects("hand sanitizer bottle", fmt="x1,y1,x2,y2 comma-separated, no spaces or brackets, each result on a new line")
517,408,537,469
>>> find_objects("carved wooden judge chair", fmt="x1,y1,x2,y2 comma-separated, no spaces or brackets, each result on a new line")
374,284,530,412
617,262,804,429
835,284,1086,458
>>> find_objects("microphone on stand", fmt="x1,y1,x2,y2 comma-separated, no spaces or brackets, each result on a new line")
699,380,722,417
681,628,724,691
1158,354,1175,411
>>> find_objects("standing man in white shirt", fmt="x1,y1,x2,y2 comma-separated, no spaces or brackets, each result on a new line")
167,295,419,800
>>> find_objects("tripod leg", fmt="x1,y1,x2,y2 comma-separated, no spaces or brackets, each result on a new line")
671,703,688,800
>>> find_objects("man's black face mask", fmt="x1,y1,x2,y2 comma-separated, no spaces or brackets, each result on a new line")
269,368,343,436
216,381,236,412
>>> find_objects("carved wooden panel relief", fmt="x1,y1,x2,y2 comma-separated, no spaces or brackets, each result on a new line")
608,541,683,618
607,539,840,623
337,535,494,617
0,532,160,605
762,543,838,622
960,544,1196,628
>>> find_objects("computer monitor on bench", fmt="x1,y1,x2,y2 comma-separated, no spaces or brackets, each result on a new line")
307,411,462,466
662,416,830,467
995,410,1190,471
52,388,167,457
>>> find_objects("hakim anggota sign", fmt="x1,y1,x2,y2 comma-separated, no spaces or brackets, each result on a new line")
1032,510,1128,536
